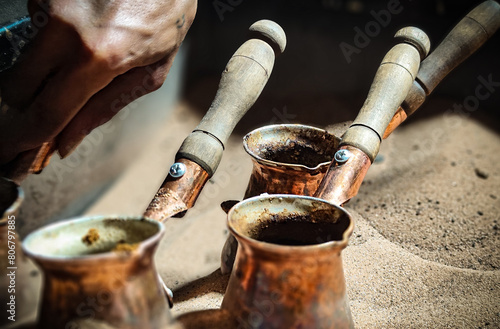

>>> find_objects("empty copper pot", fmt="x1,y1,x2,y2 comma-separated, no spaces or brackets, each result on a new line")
222,194,354,329
243,124,340,198
22,216,172,329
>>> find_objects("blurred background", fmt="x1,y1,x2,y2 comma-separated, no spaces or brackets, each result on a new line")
1,0,499,236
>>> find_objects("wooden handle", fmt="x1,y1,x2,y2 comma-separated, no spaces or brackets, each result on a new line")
341,27,430,161
404,0,500,116
177,20,286,176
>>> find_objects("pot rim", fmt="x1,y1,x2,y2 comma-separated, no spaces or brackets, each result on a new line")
243,124,339,172
0,177,24,224
227,194,354,254
22,215,164,263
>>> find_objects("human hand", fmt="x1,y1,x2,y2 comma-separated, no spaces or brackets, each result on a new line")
0,0,196,165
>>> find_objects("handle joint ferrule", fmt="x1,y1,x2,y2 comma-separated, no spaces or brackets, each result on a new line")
192,129,225,151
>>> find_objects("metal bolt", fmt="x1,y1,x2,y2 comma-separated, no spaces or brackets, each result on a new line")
169,162,186,178
334,149,351,164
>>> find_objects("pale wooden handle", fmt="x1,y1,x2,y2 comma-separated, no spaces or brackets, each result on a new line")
341,27,430,161
382,1,500,138
177,20,286,176
403,0,500,116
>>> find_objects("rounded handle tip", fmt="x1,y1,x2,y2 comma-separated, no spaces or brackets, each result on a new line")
395,26,431,60
249,19,287,55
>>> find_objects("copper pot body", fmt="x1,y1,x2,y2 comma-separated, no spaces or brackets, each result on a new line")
22,216,172,329
243,124,340,198
0,178,40,328
222,195,354,329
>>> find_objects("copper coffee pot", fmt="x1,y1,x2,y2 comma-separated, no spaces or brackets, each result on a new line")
242,124,340,198
223,195,354,329
22,216,170,329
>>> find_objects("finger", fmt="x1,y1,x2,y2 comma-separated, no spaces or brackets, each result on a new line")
0,50,117,162
0,147,40,183
0,18,78,109
0,19,82,163
56,54,176,158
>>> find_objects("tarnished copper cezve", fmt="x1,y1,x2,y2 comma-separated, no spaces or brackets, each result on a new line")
314,145,371,206
245,161,326,198
222,195,354,329
243,124,340,197
144,158,210,222
22,216,172,329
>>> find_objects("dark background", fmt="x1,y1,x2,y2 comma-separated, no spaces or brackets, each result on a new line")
0,0,27,23
184,0,500,135
1,0,499,134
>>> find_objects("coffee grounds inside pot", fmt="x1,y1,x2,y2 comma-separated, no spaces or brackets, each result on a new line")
264,143,331,168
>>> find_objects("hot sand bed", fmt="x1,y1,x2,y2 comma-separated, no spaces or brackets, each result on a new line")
83,101,499,328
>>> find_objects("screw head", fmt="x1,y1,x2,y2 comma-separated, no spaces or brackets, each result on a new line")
169,162,186,178
334,149,351,164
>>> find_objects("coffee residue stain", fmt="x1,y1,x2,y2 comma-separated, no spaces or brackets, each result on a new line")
264,143,332,168
112,241,139,253
82,228,100,245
